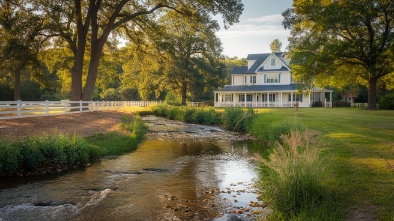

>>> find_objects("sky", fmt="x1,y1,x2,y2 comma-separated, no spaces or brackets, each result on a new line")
215,0,294,58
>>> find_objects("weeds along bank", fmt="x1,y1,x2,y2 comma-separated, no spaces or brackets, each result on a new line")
151,104,334,220
0,115,147,176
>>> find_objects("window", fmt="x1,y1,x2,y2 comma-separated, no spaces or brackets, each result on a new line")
262,94,275,102
225,94,233,102
271,58,275,66
269,94,276,102
266,74,279,83
288,94,303,102
244,76,247,84
239,95,245,102
246,94,253,101
250,76,256,84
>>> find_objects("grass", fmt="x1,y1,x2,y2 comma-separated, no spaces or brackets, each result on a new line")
260,108,394,220
0,114,147,176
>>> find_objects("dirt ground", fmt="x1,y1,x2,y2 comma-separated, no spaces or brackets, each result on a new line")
0,111,127,141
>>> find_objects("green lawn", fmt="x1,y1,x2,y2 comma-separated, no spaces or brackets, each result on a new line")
263,107,394,220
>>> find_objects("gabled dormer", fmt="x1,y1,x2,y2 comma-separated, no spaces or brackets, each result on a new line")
232,52,292,86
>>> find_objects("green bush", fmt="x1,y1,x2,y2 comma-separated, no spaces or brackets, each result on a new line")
378,92,394,110
0,114,146,176
251,113,304,144
0,143,21,174
222,108,254,132
259,130,328,220
311,101,323,107
333,101,351,107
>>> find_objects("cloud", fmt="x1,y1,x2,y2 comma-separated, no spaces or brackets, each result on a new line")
244,14,284,24
216,23,289,39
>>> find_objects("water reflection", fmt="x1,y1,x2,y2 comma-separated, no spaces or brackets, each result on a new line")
0,120,266,221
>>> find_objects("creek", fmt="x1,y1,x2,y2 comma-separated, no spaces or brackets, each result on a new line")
0,116,268,221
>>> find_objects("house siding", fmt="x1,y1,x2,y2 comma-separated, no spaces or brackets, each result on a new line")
214,52,333,108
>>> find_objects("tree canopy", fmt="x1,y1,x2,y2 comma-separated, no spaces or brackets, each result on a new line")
283,0,394,109
269,39,282,52
34,0,243,101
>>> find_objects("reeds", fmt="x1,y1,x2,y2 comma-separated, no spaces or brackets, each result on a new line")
258,130,327,220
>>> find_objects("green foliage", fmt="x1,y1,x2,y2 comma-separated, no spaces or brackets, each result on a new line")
284,1,394,109
333,101,351,107
0,114,146,176
151,104,223,126
164,91,182,106
101,88,122,101
0,143,21,174
259,130,333,220
378,92,394,110
21,80,41,101
222,108,255,132
250,113,304,143
0,84,13,101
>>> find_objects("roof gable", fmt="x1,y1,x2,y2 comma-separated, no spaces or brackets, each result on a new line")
231,52,291,75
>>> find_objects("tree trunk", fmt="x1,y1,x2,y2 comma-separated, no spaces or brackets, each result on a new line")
71,43,86,101
82,50,101,101
368,77,378,110
13,68,21,101
181,82,187,105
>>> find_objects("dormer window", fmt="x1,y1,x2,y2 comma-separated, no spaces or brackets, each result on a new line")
271,58,275,66
266,74,280,83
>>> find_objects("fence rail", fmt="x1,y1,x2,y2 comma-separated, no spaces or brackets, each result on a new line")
0,100,162,120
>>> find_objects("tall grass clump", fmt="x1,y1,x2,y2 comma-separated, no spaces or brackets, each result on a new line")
0,114,147,176
151,104,223,126
86,114,147,156
0,134,95,176
222,108,255,132
251,113,304,144
258,130,335,220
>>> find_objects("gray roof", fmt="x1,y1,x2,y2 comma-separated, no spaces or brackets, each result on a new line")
216,84,299,92
232,52,290,75
231,66,248,74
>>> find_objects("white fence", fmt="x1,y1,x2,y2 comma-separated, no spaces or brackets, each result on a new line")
0,100,162,120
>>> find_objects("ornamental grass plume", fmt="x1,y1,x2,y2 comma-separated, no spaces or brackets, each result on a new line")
258,130,325,220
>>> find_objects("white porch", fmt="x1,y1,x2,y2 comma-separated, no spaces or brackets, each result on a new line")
214,91,332,108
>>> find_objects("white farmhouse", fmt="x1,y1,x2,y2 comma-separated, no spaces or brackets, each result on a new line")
214,52,333,108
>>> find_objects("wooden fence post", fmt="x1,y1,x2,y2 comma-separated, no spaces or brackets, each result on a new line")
17,100,22,118
45,100,49,116
64,100,68,114
79,100,82,113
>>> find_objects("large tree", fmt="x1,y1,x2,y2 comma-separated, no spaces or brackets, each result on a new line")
37,0,243,102
156,11,226,104
283,0,394,109
0,0,45,100
122,10,226,104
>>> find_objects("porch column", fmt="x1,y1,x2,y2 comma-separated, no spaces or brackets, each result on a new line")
267,92,270,107
309,92,311,107
233,93,235,107
280,92,283,107
255,92,257,107
244,93,246,107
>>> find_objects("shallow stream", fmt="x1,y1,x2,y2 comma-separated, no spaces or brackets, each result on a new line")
0,116,268,221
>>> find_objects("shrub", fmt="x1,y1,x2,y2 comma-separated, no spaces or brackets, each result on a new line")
258,130,326,220
251,113,304,143
311,101,323,107
378,92,394,110
222,108,254,132
333,101,351,107
0,143,22,174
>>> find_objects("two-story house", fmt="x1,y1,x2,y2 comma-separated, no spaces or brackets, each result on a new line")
214,52,333,108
